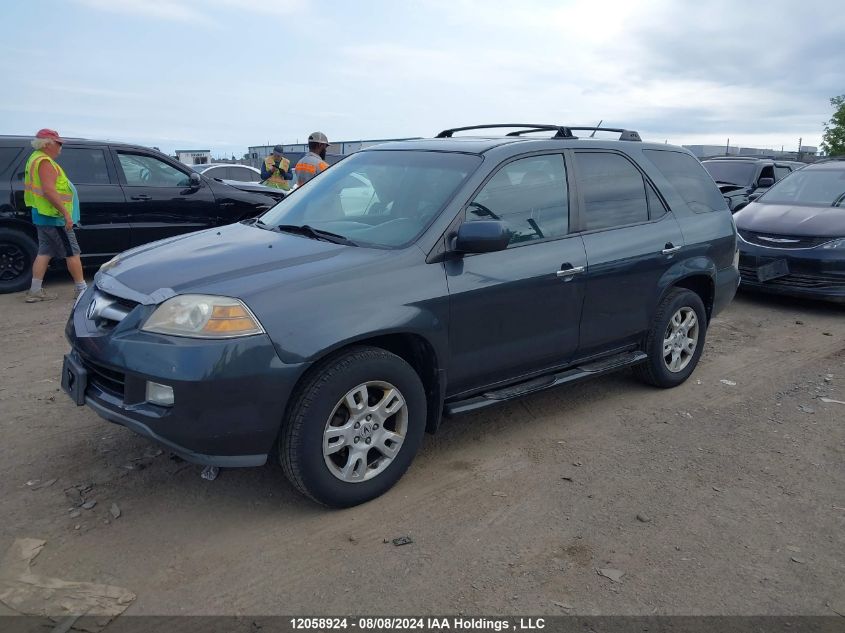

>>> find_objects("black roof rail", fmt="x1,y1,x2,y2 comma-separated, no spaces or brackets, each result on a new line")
566,127,641,141
703,155,782,160
436,124,575,139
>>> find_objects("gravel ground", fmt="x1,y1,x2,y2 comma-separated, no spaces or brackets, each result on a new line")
0,282,843,617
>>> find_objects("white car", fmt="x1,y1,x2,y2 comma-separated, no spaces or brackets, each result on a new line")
193,163,263,183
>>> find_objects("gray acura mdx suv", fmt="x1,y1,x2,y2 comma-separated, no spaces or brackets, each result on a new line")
63,124,739,506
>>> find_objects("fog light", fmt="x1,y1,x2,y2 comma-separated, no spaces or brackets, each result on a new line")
146,381,174,406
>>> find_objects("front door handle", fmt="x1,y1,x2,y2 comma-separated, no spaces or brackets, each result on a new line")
556,265,585,278
130,194,151,201
662,243,682,255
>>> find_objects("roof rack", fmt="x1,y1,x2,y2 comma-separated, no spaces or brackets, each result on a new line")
703,155,780,160
565,126,641,142
436,124,575,139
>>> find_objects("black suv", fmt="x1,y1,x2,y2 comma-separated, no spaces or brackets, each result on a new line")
702,156,805,212
62,124,739,507
0,136,278,293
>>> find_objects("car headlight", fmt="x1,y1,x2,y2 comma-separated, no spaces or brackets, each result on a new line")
141,295,265,338
821,238,845,250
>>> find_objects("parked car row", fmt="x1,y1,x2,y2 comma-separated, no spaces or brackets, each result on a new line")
0,137,281,293
62,123,740,507
702,156,806,212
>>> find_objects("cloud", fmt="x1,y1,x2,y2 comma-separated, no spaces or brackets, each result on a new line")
16,0,842,152
73,0,214,24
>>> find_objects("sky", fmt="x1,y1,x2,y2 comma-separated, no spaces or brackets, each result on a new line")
2,0,842,157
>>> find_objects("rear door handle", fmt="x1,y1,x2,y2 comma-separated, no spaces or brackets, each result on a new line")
130,194,151,201
662,243,682,255
556,265,585,278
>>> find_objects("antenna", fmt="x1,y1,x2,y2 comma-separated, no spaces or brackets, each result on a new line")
589,120,603,138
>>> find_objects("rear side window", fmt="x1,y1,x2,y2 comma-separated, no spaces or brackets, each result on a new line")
573,152,648,230
644,150,727,213
58,148,112,184
774,166,790,180
0,147,23,175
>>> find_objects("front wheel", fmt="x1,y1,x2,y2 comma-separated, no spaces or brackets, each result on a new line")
280,347,427,507
0,228,37,294
634,288,707,388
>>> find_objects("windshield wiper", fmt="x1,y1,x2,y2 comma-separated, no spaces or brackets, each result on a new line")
241,217,270,229
715,180,742,186
274,224,358,246
832,192,845,208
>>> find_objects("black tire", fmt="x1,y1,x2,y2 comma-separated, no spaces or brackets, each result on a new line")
634,288,707,388
0,228,36,294
280,346,427,507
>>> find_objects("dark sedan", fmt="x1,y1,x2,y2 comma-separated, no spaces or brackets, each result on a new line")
735,158,845,303
0,137,278,293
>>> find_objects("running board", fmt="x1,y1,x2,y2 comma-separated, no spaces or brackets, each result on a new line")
444,351,647,416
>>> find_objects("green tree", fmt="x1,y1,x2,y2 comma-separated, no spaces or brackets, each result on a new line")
821,95,845,156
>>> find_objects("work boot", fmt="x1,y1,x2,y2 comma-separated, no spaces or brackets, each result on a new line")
25,288,57,303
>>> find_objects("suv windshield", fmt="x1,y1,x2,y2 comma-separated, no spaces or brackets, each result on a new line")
260,150,481,248
702,161,755,186
758,167,845,207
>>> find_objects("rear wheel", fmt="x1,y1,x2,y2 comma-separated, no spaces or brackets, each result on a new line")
0,228,36,294
634,288,707,388
280,347,427,507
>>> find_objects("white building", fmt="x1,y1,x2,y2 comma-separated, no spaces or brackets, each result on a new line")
175,149,212,166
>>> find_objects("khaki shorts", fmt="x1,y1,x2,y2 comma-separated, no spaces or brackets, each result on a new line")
36,225,81,258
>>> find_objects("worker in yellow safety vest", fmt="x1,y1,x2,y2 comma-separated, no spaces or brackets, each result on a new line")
260,145,292,190
23,129,87,303
294,132,331,187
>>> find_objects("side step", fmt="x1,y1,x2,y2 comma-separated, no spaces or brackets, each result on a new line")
444,351,647,416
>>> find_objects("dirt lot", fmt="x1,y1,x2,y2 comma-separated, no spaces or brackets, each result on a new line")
1,282,843,617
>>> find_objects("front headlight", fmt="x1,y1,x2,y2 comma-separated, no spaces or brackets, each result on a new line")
141,294,265,338
821,238,845,250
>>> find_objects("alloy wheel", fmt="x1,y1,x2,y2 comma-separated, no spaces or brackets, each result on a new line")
0,242,27,283
323,381,408,483
662,307,699,373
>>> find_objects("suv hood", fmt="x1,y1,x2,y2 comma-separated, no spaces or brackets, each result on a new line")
96,223,386,301
735,202,845,237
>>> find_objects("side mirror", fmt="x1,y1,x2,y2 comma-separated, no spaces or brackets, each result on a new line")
189,172,202,188
756,177,775,188
454,220,510,254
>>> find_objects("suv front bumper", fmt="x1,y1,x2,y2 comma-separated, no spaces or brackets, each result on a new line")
64,290,307,467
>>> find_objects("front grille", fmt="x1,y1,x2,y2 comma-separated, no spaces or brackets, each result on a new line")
80,357,125,399
740,263,845,289
87,289,139,328
738,230,834,249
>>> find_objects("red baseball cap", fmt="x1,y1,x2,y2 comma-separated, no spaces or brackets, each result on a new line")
35,129,65,144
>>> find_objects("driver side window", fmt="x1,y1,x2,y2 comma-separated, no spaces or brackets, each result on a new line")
117,153,191,187
468,155,568,246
